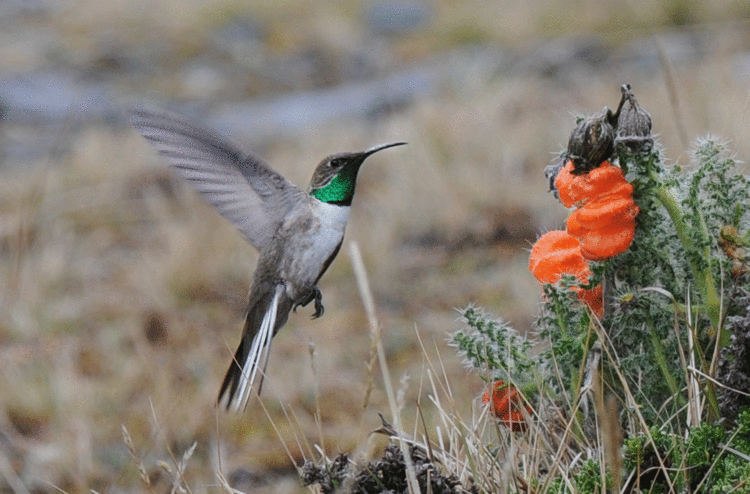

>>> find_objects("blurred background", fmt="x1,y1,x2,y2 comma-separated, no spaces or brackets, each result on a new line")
1,0,749,492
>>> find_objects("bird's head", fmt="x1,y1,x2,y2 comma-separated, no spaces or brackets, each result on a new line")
308,141,406,206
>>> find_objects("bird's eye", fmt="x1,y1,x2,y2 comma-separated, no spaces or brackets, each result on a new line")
329,158,343,168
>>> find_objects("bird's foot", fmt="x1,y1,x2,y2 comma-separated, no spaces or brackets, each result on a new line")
311,288,324,318
294,287,325,319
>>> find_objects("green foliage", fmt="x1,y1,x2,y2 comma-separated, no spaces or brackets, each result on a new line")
452,306,535,384
537,277,595,394
615,151,684,294
450,87,750,493
684,423,724,468
690,139,750,232
544,460,609,494
709,408,750,493
573,460,607,493
621,408,750,492
605,137,750,422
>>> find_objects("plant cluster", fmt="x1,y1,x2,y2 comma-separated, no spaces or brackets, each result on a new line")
301,444,473,494
452,84,750,492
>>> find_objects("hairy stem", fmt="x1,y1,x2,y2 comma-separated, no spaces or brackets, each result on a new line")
650,172,722,336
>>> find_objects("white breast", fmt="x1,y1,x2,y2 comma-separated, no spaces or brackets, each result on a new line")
306,201,350,261
280,201,350,288
311,200,351,230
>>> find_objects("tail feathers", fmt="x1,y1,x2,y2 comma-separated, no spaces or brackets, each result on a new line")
218,285,291,411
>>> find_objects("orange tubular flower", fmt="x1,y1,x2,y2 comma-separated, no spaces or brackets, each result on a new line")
554,160,579,207
567,219,637,261
529,230,604,317
578,283,604,317
568,194,637,228
529,230,590,283
482,381,532,431
554,159,639,262
555,160,626,208
564,177,639,261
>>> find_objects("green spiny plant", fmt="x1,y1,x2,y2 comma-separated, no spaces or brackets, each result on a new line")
450,84,750,493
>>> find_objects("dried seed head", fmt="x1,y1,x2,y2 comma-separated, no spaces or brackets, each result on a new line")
566,109,615,175
719,225,748,277
615,83,653,153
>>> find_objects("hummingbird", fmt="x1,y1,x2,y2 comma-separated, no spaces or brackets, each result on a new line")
129,106,406,411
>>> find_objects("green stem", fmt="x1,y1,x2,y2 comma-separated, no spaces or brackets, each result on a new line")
647,322,681,399
650,171,722,336
647,164,722,419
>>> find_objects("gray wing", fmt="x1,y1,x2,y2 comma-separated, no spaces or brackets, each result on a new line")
129,106,305,251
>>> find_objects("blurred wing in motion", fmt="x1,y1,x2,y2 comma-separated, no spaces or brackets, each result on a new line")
129,106,305,251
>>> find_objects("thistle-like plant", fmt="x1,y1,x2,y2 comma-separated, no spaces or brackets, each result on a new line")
452,84,750,493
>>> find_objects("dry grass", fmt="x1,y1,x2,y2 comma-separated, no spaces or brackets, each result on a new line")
1,1,750,492
364,302,726,494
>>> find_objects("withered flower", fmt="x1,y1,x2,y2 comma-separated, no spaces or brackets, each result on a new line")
614,83,653,153
566,109,615,175
719,225,748,277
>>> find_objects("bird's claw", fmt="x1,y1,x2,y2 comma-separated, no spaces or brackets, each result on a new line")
294,287,325,319
311,288,324,319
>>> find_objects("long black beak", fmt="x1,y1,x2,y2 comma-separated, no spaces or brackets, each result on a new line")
362,141,407,158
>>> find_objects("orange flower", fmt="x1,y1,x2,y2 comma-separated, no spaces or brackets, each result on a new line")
555,160,626,208
578,283,604,317
564,179,639,261
529,231,604,317
567,215,637,261
529,230,590,283
568,194,638,227
482,381,532,431
554,159,638,262
554,160,579,207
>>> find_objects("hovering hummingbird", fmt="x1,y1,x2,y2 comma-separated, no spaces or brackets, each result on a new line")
129,107,406,411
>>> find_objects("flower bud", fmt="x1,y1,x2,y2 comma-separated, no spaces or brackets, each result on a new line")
566,109,615,175
615,84,653,153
